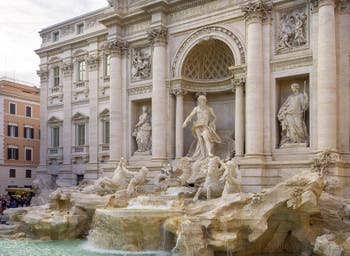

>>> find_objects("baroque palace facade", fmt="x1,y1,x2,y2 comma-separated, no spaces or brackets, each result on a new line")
36,0,350,192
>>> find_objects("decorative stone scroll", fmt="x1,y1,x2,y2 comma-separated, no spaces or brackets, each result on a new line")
148,26,168,45
131,47,151,81
276,6,308,53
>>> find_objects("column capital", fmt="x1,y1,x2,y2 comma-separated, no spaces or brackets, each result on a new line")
311,0,337,11
104,39,128,55
232,77,246,91
37,69,49,82
241,1,272,24
148,26,168,45
171,87,188,96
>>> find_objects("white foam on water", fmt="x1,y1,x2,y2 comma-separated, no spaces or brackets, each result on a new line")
81,241,171,256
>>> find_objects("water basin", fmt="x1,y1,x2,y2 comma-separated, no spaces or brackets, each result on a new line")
0,240,170,256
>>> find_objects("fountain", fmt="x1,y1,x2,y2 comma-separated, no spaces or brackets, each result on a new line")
1,98,350,256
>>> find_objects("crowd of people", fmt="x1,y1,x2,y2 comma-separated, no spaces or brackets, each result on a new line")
0,193,32,215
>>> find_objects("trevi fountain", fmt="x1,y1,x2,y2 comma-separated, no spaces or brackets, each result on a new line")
2,0,350,255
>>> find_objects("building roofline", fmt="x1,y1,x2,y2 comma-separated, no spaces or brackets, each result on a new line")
0,77,39,91
39,6,109,34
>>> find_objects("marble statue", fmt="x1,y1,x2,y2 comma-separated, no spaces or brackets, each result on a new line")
126,166,149,196
183,95,221,160
82,158,134,195
277,83,308,147
193,156,225,201
294,13,307,47
221,159,242,196
132,105,152,153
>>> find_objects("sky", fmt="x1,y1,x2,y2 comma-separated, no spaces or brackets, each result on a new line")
0,0,108,86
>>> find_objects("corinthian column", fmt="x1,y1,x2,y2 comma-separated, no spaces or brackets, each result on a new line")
149,27,168,161
107,39,128,163
317,0,337,150
242,2,268,156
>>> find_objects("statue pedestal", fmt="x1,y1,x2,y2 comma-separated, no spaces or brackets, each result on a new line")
133,151,151,156
280,143,308,149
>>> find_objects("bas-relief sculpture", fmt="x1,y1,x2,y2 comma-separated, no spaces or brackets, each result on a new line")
277,7,308,52
278,82,309,147
132,105,152,154
131,48,151,81
183,95,221,160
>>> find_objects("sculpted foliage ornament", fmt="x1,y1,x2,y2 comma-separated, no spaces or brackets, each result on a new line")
311,149,342,176
103,39,128,53
148,26,168,44
242,1,272,21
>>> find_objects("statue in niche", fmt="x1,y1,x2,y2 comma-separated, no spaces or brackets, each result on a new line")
183,95,221,160
132,105,152,153
131,48,151,80
277,83,309,147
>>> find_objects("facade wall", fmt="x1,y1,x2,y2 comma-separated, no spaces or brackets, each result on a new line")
0,79,40,194
36,0,350,192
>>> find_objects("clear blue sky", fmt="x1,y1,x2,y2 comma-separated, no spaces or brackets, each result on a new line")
0,0,107,86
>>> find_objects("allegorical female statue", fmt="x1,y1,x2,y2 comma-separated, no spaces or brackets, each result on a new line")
277,83,308,147
133,105,151,153
183,95,221,160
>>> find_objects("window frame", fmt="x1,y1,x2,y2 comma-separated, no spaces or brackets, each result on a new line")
25,105,32,117
53,31,60,42
9,102,16,115
9,169,16,178
24,147,33,161
25,169,32,179
24,126,34,139
77,60,86,82
76,123,86,146
104,54,111,77
8,123,18,137
77,23,84,34
7,146,19,160
53,66,60,87
51,127,60,148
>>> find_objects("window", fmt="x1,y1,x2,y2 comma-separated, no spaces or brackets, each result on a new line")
53,67,60,87
76,124,85,146
25,169,32,178
9,169,16,178
103,120,110,144
25,106,32,117
52,127,60,147
53,31,59,42
104,54,110,77
7,147,18,160
9,103,16,115
77,23,84,34
24,126,34,139
8,124,18,137
25,148,33,161
77,61,86,81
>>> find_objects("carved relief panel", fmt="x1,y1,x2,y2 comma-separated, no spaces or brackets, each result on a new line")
275,5,309,54
131,47,151,81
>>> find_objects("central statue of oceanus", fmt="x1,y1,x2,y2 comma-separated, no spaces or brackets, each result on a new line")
183,95,221,160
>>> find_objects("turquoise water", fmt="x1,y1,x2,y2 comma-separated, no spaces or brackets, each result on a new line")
0,240,170,256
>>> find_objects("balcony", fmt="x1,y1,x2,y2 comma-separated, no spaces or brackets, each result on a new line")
50,86,63,94
48,86,64,107
98,144,110,162
47,147,63,165
72,145,89,164
73,81,89,102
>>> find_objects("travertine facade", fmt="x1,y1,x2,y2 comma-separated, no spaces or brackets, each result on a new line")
36,0,350,193
0,78,40,194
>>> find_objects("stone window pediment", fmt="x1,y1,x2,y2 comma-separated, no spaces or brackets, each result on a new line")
99,108,110,120
47,116,63,126
72,112,89,123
